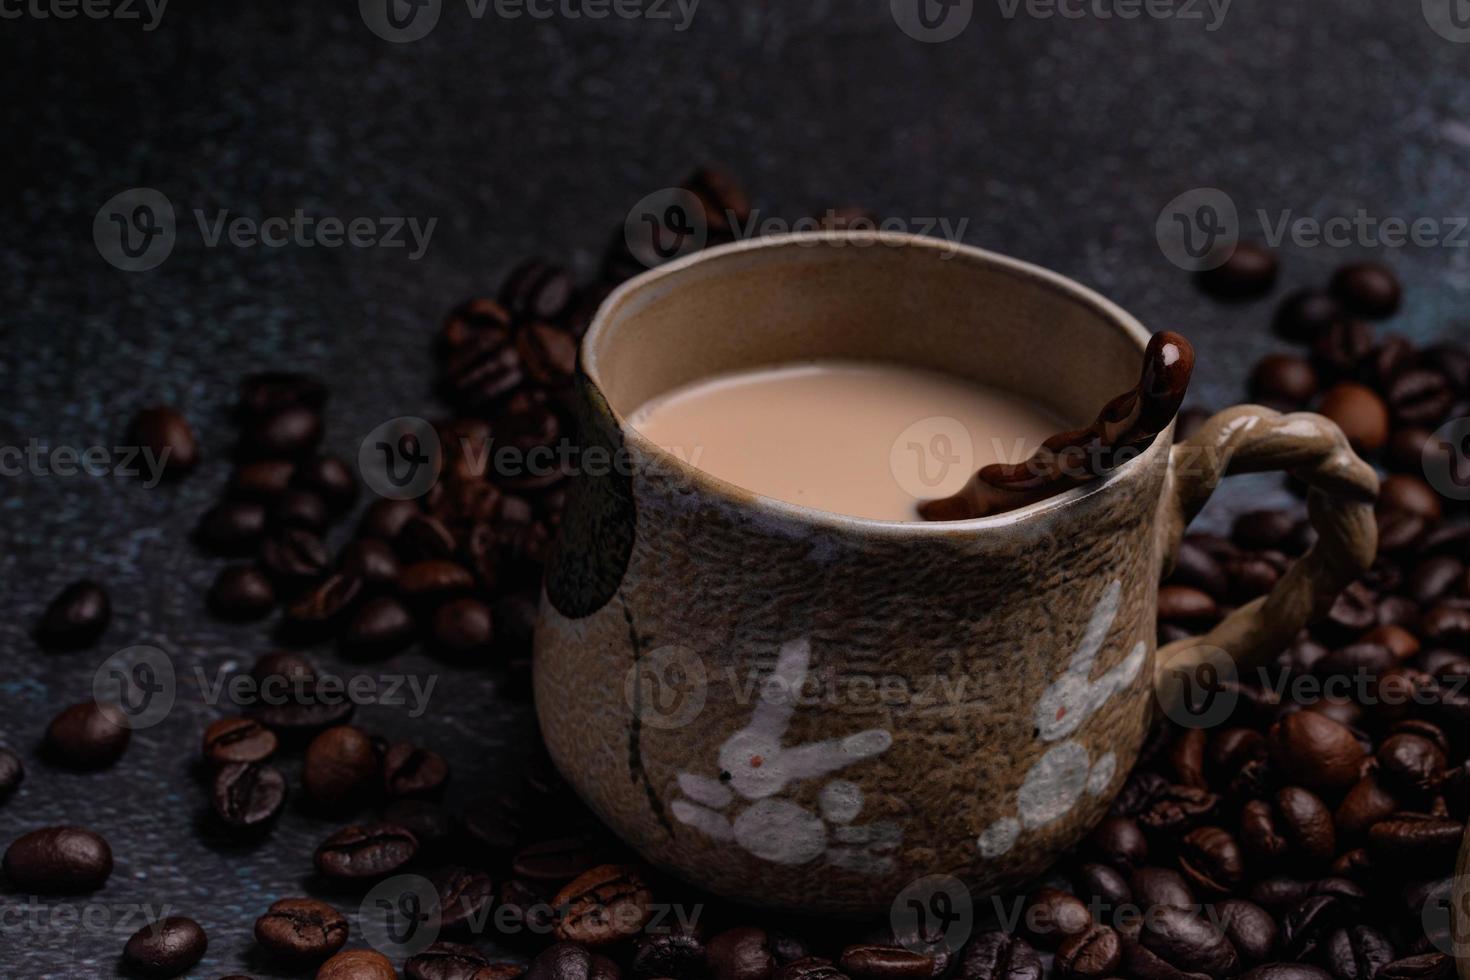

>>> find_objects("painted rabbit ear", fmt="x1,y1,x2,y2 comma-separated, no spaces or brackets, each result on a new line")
746,638,811,739
1067,580,1122,675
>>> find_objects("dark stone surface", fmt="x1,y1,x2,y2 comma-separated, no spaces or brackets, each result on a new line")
3,2,1466,976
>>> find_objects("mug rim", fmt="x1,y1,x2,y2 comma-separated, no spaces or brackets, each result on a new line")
582,230,1165,535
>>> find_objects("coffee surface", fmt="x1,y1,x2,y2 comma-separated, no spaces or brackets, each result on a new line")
627,360,1067,521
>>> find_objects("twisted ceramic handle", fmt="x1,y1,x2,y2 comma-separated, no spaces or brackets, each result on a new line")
1154,405,1379,691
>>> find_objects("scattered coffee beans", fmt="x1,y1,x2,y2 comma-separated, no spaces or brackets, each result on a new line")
126,405,200,478
122,916,208,978
35,579,111,650
45,700,130,769
2,826,113,892
254,897,349,963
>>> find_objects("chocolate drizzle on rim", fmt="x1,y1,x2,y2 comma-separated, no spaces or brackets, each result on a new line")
919,331,1196,521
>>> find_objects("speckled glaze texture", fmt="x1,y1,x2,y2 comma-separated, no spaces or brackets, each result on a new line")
536,235,1177,916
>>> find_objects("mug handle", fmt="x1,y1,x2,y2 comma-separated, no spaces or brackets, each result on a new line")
1153,405,1380,697
1456,827,1470,978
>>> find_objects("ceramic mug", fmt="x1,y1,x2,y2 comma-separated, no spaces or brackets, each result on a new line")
534,232,1379,917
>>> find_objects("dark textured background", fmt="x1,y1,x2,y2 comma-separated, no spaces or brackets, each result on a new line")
3,1,1469,976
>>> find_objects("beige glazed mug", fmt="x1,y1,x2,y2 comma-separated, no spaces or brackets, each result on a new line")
534,232,1380,918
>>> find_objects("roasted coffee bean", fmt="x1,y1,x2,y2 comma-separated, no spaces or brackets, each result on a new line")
518,321,579,387
1216,899,1278,965
1380,474,1444,521
2,826,112,892
1331,262,1402,318
1275,290,1345,343
1363,624,1421,661
361,498,423,541
1387,426,1434,472
248,682,355,735
1130,866,1196,911
835,945,931,980
1281,894,1349,959
432,597,494,656
773,959,845,980
1208,726,1268,780
1171,536,1230,599
260,528,330,593
1228,553,1285,603
496,877,557,939
1178,825,1245,893
286,573,364,639
1317,382,1390,453
383,742,449,798
126,406,199,478
1231,510,1297,551
1072,861,1132,918
1198,242,1278,299
315,822,418,880
1409,556,1464,607
1135,904,1239,979
407,940,491,980
1133,780,1221,832
196,500,269,554
317,948,399,980
1421,600,1470,647
203,716,278,765
271,487,330,531
1367,813,1464,866
1316,641,1394,679
46,701,129,769
399,559,476,601
296,454,359,512
1275,786,1336,866
501,258,576,320
441,297,514,350
552,863,653,946
1157,584,1220,624
254,897,350,963
1053,925,1121,980
254,649,317,686
444,317,525,412
339,538,402,589
1311,319,1374,379
526,940,622,980
1169,728,1207,787
122,915,207,978
341,595,417,659
231,458,297,500
956,931,1041,980
1238,967,1333,980
1379,511,1429,556
430,866,495,933
36,579,111,650
383,799,455,858
493,390,565,490
684,165,751,236
631,932,707,980
0,748,23,802
1387,368,1455,426
1377,734,1446,796
244,405,323,458
208,564,277,620
398,515,458,562
1268,710,1366,794
1019,886,1091,949
1365,335,1418,387
707,926,775,980
1322,924,1395,980
1375,953,1453,979
212,761,287,832
304,725,379,810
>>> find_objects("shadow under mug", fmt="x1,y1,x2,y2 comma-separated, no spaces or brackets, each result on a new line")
534,232,1379,918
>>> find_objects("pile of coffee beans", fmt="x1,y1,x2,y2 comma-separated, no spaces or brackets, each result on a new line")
7,177,1468,979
